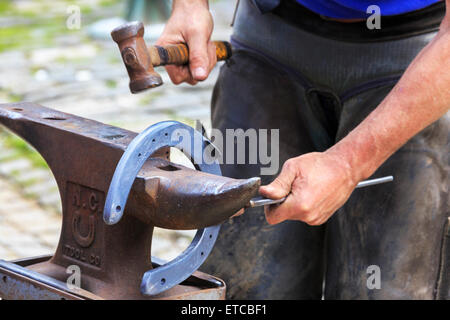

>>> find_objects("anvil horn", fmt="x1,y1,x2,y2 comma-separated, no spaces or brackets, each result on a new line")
132,159,261,229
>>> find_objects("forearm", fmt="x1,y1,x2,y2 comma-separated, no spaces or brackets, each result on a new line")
328,17,450,182
172,0,209,11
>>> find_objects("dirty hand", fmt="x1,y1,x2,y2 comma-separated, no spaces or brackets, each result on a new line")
155,0,216,85
259,151,359,226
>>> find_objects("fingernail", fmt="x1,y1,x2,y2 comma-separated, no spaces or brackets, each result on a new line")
231,208,245,218
193,67,207,79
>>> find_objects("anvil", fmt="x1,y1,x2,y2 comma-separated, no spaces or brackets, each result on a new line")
0,102,260,299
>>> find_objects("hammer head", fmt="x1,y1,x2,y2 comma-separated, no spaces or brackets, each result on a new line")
111,21,163,93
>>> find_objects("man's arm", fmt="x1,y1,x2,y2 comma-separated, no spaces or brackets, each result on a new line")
260,3,450,225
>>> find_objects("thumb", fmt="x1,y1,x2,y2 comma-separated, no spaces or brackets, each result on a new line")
259,162,296,199
187,32,210,81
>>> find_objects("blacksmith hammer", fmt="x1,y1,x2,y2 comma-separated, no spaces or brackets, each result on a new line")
111,21,232,93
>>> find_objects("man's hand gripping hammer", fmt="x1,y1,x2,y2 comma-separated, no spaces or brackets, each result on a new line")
111,21,232,93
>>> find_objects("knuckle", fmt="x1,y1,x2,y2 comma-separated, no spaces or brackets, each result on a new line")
306,220,319,226
298,202,312,213
303,215,317,226
170,76,182,85
283,159,295,172
167,68,188,85
170,74,183,85
282,159,292,169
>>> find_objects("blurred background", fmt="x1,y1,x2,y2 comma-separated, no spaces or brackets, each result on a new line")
0,0,234,262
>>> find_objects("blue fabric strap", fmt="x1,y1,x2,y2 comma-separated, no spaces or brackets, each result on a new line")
294,0,441,19
251,0,441,17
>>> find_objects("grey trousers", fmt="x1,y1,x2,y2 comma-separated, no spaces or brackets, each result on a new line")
201,0,449,299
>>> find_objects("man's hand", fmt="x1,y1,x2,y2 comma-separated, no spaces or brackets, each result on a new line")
259,151,358,226
260,2,450,226
155,0,216,85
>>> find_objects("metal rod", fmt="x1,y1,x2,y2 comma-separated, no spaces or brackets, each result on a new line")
248,196,286,207
249,175,394,208
355,175,394,188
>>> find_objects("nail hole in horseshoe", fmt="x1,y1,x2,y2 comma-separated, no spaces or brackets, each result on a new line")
115,205,121,213
160,278,166,285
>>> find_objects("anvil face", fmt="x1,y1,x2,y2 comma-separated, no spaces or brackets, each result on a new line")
0,102,260,299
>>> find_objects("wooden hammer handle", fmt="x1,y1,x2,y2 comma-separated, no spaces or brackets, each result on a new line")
149,41,232,67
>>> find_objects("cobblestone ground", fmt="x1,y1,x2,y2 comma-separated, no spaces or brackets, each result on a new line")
0,0,235,262
0,178,60,259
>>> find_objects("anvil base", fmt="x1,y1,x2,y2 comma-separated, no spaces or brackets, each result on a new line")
0,255,226,300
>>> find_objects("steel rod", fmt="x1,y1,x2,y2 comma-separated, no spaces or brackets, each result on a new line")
249,175,394,207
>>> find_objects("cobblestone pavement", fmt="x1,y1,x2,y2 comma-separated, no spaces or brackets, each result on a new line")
0,0,235,262
0,178,60,259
